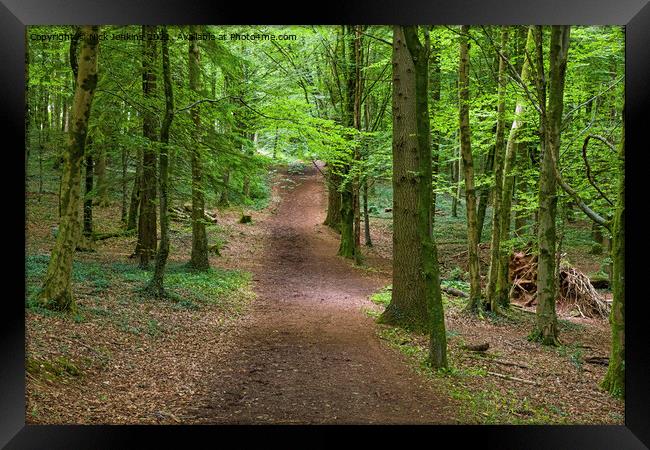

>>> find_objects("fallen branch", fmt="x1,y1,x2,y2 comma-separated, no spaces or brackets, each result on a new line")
584,356,609,366
442,286,468,298
466,354,530,369
487,371,538,385
93,229,135,241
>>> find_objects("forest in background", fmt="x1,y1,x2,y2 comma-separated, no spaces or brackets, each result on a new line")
25,25,625,424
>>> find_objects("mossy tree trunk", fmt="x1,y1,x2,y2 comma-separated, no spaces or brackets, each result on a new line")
38,25,100,312
126,147,141,231
338,25,361,263
601,104,624,398
188,25,210,271
324,169,342,232
532,25,570,346
475,145,495,243
148,26,174,296
458,25,482,313
485,28,509,312
83,136,94,238
136,25,158,270
94,144,109,206
495,27,535,308
381,27,448,370
429,32,441,225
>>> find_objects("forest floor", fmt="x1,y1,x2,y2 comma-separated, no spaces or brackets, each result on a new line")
25,163,623,424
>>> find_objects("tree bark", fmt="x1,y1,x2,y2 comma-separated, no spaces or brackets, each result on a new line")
429,32,442,226
601,104,624,398
338,25,361,262
83,137,94,238
136,25,159,270
485,28,509,312
148,26,175,296
380,27,448,370
533,25,570,346
38,25,100,312
188,25,210,271
94,145,109,206
126,148,141,231
458,25,482,313
495,27,535,308
324,170,342,232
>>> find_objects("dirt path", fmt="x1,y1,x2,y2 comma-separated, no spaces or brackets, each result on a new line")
190,165,458,424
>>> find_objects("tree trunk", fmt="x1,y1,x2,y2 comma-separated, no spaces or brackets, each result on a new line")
485,28,509,312
363,179,372,246
476,144,495,242
188,25,210,271
451,158,459,217
533,25,570,346
338,25,361,262
324,170,342,232
136,25,159,270
380,27,448,371
601,104,624,398
126,148,141,231
218,170,230,207
458,25,482,313
121,146,128,223
94,145,109,206
38,25,99,312
495,27,535,308
148,26,175,296
430,32,441,225
83,137,93,238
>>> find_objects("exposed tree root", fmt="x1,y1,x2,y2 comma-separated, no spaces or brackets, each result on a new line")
508,250,610,319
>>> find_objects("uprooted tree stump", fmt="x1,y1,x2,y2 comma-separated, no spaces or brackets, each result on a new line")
509,250,610,319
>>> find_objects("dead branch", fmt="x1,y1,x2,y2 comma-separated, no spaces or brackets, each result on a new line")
487,371,538,385
442,286,469,298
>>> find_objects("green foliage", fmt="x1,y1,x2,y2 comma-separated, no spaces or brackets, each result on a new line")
26,256,252,316
370,285,392,306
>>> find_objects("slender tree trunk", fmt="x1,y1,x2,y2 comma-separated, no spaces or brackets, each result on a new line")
362,100,372,246
148,26,175,296
601,104,624,398
83,137,93,238
353,25,364,248
476,144,495,242
362,179,372,246
533,25,570,346
338,25,360,262
127,148,141,231
94,145,109,206
272,127,279,159
451,158,459,217
38,26,99,312
430,34,441,225
188,25,210,270
458,25,482,313
485,28,509,311
495,27,535,308
121,146,128,223
136,25,159,270
218,170,230,207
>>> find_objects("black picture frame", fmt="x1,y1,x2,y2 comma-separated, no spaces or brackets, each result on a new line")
4,0,649,447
